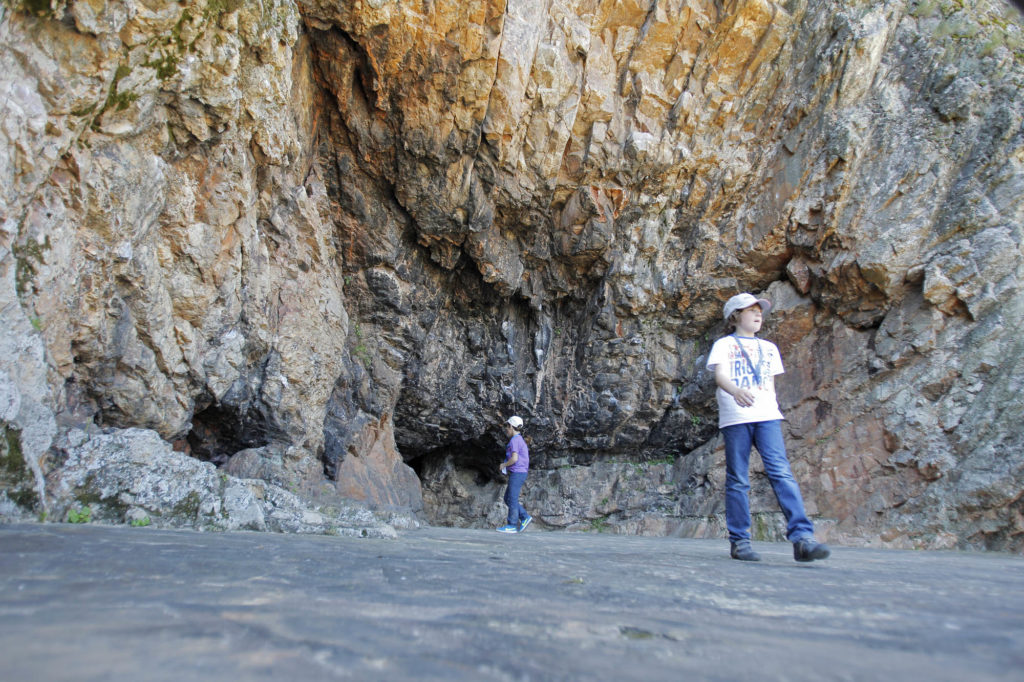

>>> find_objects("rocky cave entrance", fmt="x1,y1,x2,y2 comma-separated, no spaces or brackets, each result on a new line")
186,403,271,467
408,438,508,527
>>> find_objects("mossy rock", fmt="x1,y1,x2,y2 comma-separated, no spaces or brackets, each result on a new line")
0,426,39,510
171,490,203,521
4,0,56,18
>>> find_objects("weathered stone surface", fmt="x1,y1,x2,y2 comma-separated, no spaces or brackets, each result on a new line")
0,0,1022,550
2,524,1024,681
45,426,406,536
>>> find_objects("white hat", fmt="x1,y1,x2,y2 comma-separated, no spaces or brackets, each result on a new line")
723,293,772,321
506,415,524,429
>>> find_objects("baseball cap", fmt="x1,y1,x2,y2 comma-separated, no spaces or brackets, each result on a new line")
723,293,772,321
506,416,524,429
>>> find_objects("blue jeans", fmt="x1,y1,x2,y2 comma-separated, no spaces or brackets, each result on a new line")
504,471,528,525
722,420,814,544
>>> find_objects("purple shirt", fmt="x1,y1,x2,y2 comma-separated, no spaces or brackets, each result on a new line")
506,433,529,473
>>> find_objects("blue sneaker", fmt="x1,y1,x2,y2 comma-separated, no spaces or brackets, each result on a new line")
496,524,519,534
518,515,533,532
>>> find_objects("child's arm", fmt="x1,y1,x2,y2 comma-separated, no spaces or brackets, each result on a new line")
714,363,756,408
501,452,518,471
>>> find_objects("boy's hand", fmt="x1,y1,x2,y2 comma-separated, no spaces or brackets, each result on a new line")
714,364,757,409
731,388,756,407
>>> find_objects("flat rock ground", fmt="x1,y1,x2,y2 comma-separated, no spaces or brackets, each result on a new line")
1,524,1022,681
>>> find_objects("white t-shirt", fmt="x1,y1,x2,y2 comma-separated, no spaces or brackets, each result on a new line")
706,335,785,428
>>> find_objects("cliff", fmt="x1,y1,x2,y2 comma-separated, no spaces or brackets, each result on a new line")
1,0,1022,549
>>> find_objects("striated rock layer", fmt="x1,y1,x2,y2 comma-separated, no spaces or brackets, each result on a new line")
1,0,1022,549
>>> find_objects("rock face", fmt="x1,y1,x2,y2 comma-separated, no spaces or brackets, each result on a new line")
1,0,1022,549
47,427,403,536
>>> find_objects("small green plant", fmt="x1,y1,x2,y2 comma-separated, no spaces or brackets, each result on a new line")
67,506,92,524
12,236,51,298
690,414,702,428
105,65,140,112
353,343,372,368
589,516,610,533
144,51,180,80
71,103,98,118
130,517,151,527
349,322,374,367
563,576,584,584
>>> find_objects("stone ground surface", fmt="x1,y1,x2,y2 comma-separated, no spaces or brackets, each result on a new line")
1,523,1022,681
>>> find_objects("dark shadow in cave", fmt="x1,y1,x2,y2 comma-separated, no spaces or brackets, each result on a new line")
186,403,272,467
407,435,506,520
408,436,502,483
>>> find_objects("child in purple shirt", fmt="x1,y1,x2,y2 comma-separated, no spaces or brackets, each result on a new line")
497,416,532,533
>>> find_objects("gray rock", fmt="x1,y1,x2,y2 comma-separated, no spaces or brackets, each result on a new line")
42,427,406,537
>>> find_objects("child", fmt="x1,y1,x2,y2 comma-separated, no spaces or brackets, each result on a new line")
706,293,831,562
496,416,532,533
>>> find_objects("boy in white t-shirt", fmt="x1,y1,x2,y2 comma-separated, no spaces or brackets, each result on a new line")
706,293,831,563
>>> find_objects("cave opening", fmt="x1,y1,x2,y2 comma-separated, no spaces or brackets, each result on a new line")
409,441,498,484
186,403,271,467
409,434,503,483
407,436,506,527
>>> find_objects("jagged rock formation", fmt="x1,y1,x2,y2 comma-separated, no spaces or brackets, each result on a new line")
48,427,405,536
1,0,1022,549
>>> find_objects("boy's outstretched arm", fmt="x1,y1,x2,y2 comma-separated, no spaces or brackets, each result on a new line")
714,363,756,408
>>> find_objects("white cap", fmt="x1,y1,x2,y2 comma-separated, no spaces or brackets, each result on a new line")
723,293,772,321
506,415,524,429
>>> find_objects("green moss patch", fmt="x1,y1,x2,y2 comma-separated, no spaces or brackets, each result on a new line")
12,236,51,298
171,490,202,521
1,426,40,510
2,0,56,18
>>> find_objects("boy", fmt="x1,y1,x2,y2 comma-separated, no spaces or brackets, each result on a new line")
496,415,533,533
706,293,831,562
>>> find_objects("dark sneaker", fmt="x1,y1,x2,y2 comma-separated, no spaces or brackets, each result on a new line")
793,539,831,562
730,542,762,562
518,515,533,532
